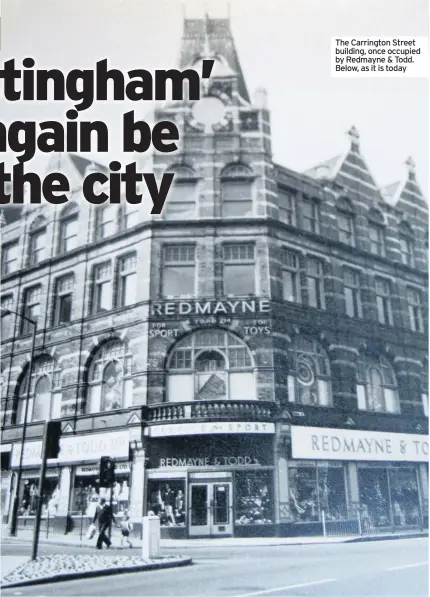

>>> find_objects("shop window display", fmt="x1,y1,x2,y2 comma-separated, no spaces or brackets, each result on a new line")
235,471,273,525
358,466,422,528
390,468,421,526
19,478,59,516
147,480,186,527
72,474,130,517
288,462,347,522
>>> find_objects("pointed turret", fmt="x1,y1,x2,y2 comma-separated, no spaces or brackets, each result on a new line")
179,16,250,102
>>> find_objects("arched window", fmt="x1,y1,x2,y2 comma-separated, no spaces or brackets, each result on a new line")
16,356,59,423
94,204,117,240
221,163,254,217
337,197,355,246
86,340,133,413
356,355,399,413
163,165,197,220
368,208,386,257
166,330,255,402
288,337,332,406
58,203,79,254
398,221,414,267
28,215,47,265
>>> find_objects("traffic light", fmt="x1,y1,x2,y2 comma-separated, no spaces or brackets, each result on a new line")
100,456,116,487
45,421,62,459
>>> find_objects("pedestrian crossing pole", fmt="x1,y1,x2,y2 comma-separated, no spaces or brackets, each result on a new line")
109,485,114,541
31,421,62,561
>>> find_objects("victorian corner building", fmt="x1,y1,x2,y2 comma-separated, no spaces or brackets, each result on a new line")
1,17,428,539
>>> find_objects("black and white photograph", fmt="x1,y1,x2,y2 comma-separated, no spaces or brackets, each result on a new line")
0,0,428,595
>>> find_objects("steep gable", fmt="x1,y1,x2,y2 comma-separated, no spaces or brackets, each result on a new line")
392,157,428,218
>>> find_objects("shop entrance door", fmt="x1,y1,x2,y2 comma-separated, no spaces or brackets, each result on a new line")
189,482,233,537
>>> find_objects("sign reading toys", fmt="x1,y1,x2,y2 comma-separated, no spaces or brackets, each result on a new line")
291,426,429,463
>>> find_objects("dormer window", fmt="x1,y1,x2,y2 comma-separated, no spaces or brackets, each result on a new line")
368,208,386,257
336,197,355,247
95,204,117,240
398,221,414,267
221,164,254,218
279,188,296,226
163,165,197,221
58,204,78,254
301,198,319,234
28,216,47,266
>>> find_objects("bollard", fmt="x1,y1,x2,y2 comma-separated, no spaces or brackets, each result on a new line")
142,515,160,560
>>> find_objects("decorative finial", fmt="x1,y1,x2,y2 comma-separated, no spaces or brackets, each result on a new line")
405,156,416,172
347,125,360,147
203,11,211,58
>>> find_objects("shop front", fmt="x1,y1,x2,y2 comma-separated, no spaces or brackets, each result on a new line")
145,421,276,538
8,429,134,534
280,425,429,535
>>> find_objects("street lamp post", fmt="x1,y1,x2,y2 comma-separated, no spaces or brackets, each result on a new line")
1,308,38,536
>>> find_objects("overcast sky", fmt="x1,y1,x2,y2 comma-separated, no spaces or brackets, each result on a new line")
1,0,428,193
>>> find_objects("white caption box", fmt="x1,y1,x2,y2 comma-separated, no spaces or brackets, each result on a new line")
331,36,429,78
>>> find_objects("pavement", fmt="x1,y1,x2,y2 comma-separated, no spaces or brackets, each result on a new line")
1,537,428,596
2,525,427,550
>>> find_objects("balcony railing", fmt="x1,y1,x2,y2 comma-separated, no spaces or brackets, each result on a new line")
147,400,276,423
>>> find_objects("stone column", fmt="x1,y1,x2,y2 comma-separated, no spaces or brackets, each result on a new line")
130,448,146,522
57,466,72,516
276,427,291,524
347,462,360,514
418,464,428,501
328,345,359,413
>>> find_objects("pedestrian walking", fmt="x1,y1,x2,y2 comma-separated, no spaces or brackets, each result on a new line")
93,497,116,549
120,513,134,548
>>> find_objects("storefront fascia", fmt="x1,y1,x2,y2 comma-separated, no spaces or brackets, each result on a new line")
278,425,429,536
7,429,143,532
145,421,277,539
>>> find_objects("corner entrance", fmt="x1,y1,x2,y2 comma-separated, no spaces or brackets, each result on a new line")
188,479,233,537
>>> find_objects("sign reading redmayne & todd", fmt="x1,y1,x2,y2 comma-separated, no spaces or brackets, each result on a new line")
291,426,429,463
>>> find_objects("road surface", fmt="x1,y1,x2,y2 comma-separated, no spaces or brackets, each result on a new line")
1,537,428,596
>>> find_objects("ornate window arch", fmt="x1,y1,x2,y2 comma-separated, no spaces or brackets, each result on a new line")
166,329,256,402
398,220,415,266
163,165,197,220
86,340,133,413
336,196,355,246
58,203,79,254
356,354,399,413
220,163,254,218
16,356,61,423
288,337,332,406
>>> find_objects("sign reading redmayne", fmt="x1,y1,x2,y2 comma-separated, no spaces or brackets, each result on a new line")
151,298,271,317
